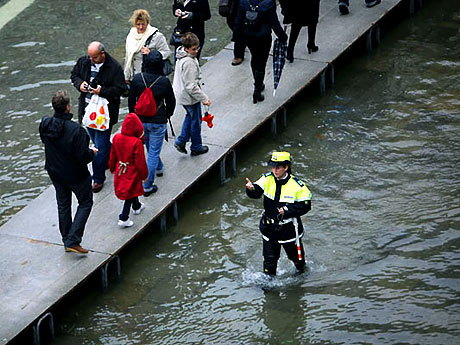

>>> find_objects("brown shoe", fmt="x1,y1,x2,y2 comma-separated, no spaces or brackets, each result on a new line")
92,182,103,193
231,57,244,66
65,245,89,254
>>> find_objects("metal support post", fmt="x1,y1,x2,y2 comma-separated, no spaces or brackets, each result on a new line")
367,28,373,53
220,149,237,184
320,70,326,96
33,312,55,345
160,213,167,233
100,255,121,293
328,63,335,88
271,115,277,137
367,24,380,54
280,107,287,128
173,201,179,226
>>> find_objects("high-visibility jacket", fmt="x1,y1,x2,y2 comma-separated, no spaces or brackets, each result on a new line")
247,172,312,243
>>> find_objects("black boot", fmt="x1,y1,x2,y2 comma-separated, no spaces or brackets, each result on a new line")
253,71,265,104
286,46,294,63
307,25,319,54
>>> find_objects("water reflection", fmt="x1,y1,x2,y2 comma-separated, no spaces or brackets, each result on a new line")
1,0,460,344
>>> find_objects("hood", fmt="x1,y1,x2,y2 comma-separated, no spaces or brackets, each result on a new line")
142,50,163,74
121,112,144,138
176,46,194,60
241,0,274,12
39,112,72,139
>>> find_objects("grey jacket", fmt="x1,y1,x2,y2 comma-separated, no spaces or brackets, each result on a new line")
172,46,208,105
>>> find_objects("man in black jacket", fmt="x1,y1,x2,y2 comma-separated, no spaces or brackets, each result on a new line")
128,51,176,195
71,41,126,193
39,90,98,254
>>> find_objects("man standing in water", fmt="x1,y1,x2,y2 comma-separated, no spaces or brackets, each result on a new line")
39,90,97,254
245,152,312,276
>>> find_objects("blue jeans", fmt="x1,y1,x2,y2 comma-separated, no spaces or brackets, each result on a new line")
175,103,203,152
143,122,166,191
87,127,112,184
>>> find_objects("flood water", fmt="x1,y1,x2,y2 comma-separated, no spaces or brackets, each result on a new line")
1,0,460,344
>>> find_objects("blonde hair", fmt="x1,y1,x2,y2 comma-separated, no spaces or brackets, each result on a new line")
129,9,150,27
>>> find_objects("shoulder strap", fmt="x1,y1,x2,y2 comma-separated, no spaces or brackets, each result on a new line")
148,76,162,88
144,30,159,47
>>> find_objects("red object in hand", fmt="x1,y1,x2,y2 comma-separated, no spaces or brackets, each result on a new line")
202,112,214,128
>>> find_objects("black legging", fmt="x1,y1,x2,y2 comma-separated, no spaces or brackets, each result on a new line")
288,23,317,51
246,34,272,83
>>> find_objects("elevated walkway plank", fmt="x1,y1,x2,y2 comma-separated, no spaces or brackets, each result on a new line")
0,0,411,343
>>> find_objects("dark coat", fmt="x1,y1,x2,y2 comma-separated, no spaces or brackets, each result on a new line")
39,112,94,186
108,113,148,200
128,51,176,124
233,0,288,41
279,0,320,26
70,52,126,126
173,0,211,42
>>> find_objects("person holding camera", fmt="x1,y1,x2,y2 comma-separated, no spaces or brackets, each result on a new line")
71,41,126,193
172,0,211,61
245,152,312,276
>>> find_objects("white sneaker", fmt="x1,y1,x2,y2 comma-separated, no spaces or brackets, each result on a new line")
133,202,145,215
118,219,134,227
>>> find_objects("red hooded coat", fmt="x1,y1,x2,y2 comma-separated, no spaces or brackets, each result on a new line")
109,113,148,200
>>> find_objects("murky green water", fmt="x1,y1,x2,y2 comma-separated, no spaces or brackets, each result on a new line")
1,0,459,344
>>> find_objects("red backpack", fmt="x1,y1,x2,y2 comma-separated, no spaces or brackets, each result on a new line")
135,73,162,117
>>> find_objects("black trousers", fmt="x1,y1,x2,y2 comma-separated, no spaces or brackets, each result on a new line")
52,175,93,247
288,23,317,54
262,237,306,276
119,197,141,221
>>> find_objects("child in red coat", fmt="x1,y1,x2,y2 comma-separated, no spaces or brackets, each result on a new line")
109,113,148,227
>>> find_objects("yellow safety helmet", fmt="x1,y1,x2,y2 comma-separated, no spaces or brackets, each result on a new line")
268,151,291,166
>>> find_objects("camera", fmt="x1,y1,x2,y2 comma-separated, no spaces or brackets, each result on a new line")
85,80,98,92
180,10,187,17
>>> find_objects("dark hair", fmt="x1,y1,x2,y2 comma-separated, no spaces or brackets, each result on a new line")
181,32,200,48
52,90,70,113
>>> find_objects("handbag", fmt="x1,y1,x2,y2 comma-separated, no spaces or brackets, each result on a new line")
162,59,173,76
170,27,183,46
82,95,110,131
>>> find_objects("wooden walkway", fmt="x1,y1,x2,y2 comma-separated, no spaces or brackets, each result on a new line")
0,0,420,343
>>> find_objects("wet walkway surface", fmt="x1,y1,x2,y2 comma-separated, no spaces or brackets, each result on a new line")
0,0,415,343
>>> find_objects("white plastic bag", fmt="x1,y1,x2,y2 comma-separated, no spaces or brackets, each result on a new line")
83,95,110,131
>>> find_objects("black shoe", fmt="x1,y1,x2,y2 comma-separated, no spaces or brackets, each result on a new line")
253,89,265,104
339,1,349,14
366,0,381,7
144,184,158,197
174,143,187,154
307,44,319,54
191,145,209,156
286,51,294,63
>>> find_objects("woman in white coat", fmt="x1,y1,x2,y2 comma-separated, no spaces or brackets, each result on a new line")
124,9,171,83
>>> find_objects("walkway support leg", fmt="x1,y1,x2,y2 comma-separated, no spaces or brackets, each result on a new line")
173,201,179,226
320,70,326,96
280,107,287,128
367,24,381,54
33,312,55,345
328,63,335,88
271,115,277,137
160,213,167,234
220,149,237,184
100,255,121,293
